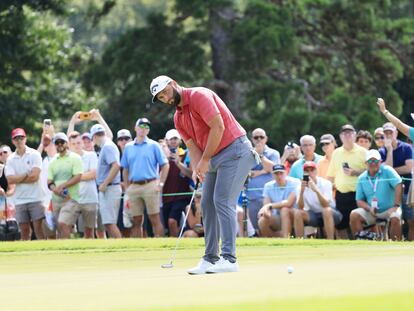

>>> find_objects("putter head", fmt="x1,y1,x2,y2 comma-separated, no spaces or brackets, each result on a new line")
161,263,174,269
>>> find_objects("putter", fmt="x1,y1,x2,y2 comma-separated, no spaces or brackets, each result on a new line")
161,179,200,269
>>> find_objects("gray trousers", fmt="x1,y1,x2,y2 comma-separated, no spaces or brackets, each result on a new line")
202,136,257,263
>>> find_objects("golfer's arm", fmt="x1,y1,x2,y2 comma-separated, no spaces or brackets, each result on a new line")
201,114,225,162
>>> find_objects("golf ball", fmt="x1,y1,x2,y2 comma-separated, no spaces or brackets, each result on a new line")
287,266,294,274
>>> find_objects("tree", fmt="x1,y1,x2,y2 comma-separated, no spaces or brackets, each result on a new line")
0,1,95,145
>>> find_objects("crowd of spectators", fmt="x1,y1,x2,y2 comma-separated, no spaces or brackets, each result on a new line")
1,98,414,241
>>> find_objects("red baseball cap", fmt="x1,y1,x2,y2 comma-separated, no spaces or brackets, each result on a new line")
11,128,26,139
303,161,317,171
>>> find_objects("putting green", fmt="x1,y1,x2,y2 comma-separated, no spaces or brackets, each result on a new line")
0,239,413,310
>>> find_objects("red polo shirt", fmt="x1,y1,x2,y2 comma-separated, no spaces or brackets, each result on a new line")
174,87,246,156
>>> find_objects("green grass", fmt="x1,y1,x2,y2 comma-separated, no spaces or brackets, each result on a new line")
1,239,413,310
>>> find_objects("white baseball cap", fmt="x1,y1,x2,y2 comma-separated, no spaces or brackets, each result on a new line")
366,149,381,161
150,75,172,103
53,132,68,143
90,124,105,137
117,129,132,140
165,129,181,140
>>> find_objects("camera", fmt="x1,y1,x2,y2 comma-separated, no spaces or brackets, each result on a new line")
303,174,309,182
79,112,91,120
43,119,52,127
342,162,350,169
287,141,294,148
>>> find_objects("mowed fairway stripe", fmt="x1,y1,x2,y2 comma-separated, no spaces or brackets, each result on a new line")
0,240,413,310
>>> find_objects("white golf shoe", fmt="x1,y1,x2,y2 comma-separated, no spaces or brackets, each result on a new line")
205,257,239,274
187,259,215,275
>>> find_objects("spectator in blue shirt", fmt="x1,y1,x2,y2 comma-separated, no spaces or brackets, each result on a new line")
351,149,402,240
91,124,122,238
289,135,321,179
377,97,414,240
247,128,280,231
258,164,300,238
121,118,169,238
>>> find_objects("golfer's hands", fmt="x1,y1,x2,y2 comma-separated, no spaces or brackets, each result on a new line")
377,98,387,114
195,158,209,182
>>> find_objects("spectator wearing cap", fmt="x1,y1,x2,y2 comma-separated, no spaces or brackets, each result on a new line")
373,127,385,149
356,130,373,150
0,145,12,165
257,164,300,238
116,129,133,237
247,128,280,231
379,122,413,239
294,161,341,239
91,123,122,238
121,118,169,237
317,134,337,179
81,133,94,152
162,129,192,237
280,142,301,174
326,124,366,239
289,135,321,179
67,131,99,239
350,149,402,240
47,133,83,239
5,128,45,240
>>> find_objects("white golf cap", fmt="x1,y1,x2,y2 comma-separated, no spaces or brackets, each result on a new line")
117,129,132,139
366,149,381,161
90,124,105,137
150,75,172,103
165,129,181,140
53,132,68,143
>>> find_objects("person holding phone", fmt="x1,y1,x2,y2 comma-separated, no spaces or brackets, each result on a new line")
162,129,192,237
326,124,366,239
294,161,341,239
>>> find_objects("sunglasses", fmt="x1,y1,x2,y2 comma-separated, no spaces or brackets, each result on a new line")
118,137,131,141
320,142,330,147
12,136,25,141
253,136,265,140
374,136,384,140
54,140,66,145
367,159,380,164
138,124,150,129
1,151,9,155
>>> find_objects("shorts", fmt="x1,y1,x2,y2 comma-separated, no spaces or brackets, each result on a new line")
335,191,357,230
306,209,343,227
53,200,80,226
270,209,282,231
162,199,189,225
99,185,122,225
78,203,98,228
352,207,402,226
15,201,45,224
126,181,160,217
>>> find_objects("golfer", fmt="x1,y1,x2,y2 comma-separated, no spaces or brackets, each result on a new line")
150,75,258,274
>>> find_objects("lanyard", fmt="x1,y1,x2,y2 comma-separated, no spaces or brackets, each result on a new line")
367,175,379,194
